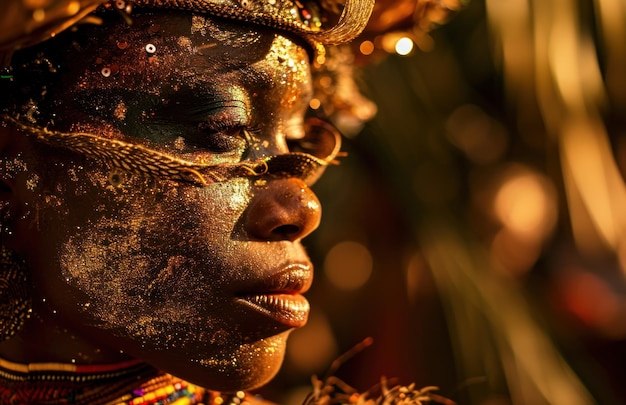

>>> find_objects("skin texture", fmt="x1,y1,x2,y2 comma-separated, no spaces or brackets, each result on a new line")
0,11,322,392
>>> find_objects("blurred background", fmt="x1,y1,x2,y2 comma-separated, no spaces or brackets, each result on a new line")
263,0,626,404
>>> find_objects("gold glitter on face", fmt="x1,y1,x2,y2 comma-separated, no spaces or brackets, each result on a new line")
8,12,320,392
269,35,312,111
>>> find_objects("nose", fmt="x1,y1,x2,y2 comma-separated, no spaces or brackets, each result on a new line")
245,178,321,241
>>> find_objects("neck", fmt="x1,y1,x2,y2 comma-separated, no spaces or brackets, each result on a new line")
0,306,172,404
0,300,132,364
0,313,264,404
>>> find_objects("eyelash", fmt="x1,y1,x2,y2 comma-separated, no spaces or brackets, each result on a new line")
179,119,247,154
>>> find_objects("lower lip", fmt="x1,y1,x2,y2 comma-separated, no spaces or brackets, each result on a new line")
237,294,310,328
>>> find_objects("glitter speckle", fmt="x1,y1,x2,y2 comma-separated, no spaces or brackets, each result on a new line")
173,137,186,151
114,101,127,120
26,174,39,191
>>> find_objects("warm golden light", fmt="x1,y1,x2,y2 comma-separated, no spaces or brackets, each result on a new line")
394,37,414,55
560,118,626,257
493,169,557,239
324,241,373,290
485,167,558,276
359,40,375,55
32,8,46,22
67,1,80,14
286,311,337,373
309,98,321,110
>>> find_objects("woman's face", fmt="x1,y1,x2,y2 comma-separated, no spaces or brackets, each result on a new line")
8,12,322,391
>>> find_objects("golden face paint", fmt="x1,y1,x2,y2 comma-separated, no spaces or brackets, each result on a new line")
1,12,331,392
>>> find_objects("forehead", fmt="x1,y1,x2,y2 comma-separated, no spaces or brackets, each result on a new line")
8,11,312,130
80,12,306,83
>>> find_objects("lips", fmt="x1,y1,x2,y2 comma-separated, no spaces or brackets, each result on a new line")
236,263,312,328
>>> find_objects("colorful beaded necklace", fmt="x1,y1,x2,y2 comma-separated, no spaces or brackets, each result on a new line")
0,356,269,405
0,356,183,404
109,373,208,405
110,377,262,405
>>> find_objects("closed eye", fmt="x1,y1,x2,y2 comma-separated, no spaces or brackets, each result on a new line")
151,92,251,155
192,122,248,153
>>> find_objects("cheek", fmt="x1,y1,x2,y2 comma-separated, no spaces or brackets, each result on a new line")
33,173,252,345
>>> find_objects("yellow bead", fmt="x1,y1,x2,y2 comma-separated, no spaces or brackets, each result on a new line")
171,398,193,405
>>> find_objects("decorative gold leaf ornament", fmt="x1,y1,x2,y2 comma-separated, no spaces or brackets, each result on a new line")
3,115,343,186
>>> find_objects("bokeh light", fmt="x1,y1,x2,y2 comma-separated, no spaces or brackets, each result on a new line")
323,241,373,290
493,169,557,240
286,310,338,373
359,40,375,56
394,37,414,55
309,98,321,110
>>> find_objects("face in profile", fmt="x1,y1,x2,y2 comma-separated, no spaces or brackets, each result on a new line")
1,11,327,391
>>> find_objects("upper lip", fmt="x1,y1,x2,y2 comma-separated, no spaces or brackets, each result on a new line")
237,262,313,296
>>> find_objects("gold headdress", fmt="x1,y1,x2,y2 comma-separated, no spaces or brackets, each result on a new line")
131,0,373,45
0,0,373,65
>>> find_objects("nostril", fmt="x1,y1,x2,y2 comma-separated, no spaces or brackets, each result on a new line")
272,224,300,239
245,178,322,242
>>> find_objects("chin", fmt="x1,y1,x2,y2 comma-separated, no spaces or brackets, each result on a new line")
149,332,290,392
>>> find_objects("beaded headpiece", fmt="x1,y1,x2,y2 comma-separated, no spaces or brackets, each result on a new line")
0,0,374,65
131,0,373,44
